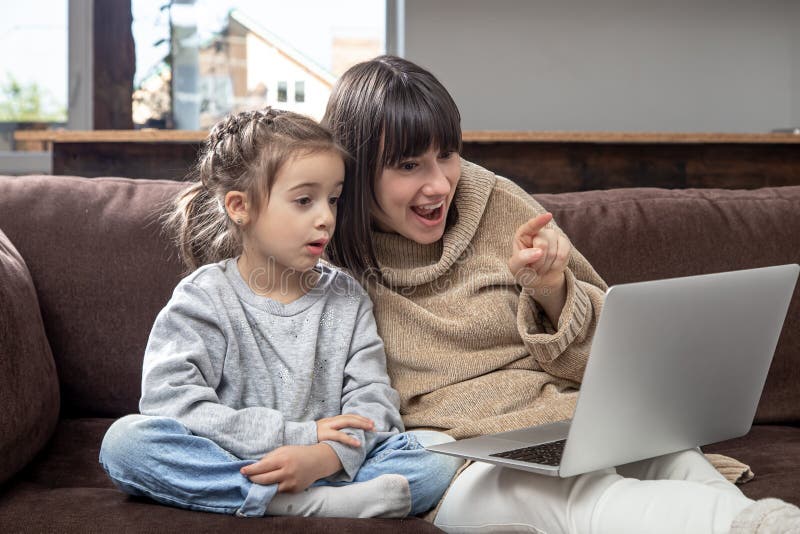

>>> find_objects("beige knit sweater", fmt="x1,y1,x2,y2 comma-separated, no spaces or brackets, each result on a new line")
368,159,605,438
364,159,751,516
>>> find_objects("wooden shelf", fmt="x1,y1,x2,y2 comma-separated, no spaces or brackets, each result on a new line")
14,129,208,143
14,129,800,145
13,128,800,193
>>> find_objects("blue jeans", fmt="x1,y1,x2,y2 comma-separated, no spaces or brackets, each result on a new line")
98,414,462,517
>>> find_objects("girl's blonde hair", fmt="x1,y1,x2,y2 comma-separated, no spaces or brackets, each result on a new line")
165,107,346,272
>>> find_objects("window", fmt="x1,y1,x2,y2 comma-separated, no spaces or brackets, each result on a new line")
132,0,386,126
277,81,287,103
0,0,69,173
0,1,392,175
0,1,68,130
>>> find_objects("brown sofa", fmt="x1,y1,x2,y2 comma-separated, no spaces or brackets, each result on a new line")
0,175,798,532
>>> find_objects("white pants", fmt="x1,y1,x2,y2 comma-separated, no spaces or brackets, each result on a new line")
432,447,753,534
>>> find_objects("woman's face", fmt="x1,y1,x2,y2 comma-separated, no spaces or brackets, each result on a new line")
372,146,461,244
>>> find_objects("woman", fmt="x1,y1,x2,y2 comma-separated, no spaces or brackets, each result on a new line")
321,55,799,533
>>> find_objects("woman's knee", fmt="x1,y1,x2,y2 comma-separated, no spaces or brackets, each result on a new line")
647,447,720,481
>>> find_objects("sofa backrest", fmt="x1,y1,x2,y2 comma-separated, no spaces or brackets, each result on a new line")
0,176,185,418
536,186,800,425
1,175,798,424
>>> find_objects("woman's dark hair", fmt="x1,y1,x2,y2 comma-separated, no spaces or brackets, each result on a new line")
164,107,346,272
321,55,462,279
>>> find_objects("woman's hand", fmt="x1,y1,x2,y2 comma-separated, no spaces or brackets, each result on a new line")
508,212,571,324
240,443,342,492
509,213,571,294
316,414,375,447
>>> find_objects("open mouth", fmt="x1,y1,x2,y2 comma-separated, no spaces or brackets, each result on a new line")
410,201,445,223
306,238,328,255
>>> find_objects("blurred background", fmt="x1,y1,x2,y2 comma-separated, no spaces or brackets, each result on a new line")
1,0,798,185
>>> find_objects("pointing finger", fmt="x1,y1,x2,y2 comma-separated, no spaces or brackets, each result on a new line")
515,213,553,249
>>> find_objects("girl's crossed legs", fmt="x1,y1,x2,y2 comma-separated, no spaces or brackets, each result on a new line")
98,414,463,518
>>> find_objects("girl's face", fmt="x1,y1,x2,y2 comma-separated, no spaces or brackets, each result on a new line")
372,147,461,245
244,150,344,277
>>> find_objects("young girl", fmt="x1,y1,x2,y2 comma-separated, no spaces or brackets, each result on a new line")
321,56,800,533
98,107,462,519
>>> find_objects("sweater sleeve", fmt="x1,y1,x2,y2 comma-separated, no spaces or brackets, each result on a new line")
138,280,318,460
322,290,404,482
509,186,609,383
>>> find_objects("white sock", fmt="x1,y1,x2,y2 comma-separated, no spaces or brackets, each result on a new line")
265,474,412,518
730,498,800,533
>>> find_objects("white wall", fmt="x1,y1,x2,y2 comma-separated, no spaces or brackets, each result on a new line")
404,0,800,132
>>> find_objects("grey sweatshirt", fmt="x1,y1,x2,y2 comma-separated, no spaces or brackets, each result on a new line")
139,257,404,481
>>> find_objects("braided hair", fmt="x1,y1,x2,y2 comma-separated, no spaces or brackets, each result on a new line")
165,107,347,271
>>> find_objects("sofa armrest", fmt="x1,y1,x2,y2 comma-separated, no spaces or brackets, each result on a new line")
0,227,60,485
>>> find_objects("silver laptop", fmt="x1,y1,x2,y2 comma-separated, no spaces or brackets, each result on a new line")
426,264,799,477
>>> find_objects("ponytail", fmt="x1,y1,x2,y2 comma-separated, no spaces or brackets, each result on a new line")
165,180,241,272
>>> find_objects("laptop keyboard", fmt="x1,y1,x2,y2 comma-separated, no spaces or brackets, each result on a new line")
489,439,567,466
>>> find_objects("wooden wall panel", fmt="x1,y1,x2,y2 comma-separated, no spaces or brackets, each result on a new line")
460,142,800,193
53,143,200,180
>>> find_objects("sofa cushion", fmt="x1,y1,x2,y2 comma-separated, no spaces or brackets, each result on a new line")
537,186,800,424
0,418,443,533
0,227,60,484
1,418,794,529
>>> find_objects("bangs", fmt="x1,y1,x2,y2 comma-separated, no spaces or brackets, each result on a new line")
380,79,462,167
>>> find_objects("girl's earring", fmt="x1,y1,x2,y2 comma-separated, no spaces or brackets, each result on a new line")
236,218,243,225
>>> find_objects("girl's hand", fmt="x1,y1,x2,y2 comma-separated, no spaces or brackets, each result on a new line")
240,443,342,492
508,212,571,298
316,414,375,447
